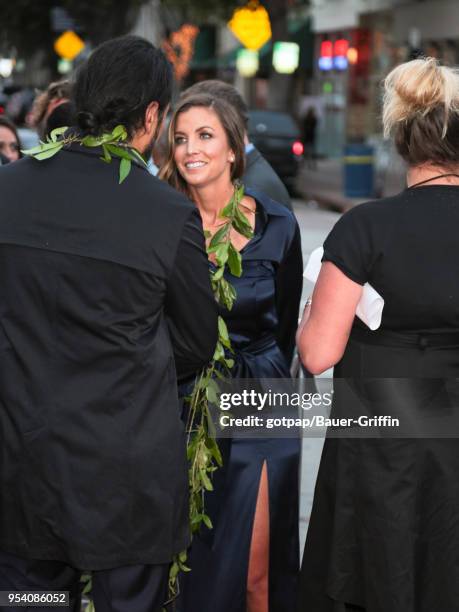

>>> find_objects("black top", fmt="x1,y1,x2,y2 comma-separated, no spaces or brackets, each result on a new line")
0,146,218,569
322,186,459,331
301,186,459,612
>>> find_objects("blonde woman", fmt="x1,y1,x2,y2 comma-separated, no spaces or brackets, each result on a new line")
161,93,303,612
297,57,459,612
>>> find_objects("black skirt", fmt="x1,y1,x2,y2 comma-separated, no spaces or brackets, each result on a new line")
299,328,459,612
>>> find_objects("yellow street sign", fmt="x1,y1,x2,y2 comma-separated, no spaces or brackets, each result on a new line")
54,30,85,61
228,3,271,51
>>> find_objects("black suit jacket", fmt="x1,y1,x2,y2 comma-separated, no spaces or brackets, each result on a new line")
0,146,218,569
243,146,292,211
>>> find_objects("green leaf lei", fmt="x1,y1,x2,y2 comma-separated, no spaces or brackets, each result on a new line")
165,181,253,608
23,127,252,611
22,124,147,184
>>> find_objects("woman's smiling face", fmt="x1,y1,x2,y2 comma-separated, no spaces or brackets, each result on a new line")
173,105,235,189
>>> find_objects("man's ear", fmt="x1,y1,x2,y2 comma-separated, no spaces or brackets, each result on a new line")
144,101,159,134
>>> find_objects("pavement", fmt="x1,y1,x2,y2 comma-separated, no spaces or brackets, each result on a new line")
292,199,339,555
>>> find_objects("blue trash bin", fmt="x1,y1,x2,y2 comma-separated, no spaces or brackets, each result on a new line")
343,144,374,198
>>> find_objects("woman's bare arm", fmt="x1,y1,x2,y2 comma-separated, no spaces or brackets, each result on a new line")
296,261,363,374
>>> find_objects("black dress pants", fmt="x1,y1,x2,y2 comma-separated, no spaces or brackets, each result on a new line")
0,549,169,612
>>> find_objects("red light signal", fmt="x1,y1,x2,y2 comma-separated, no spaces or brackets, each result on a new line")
334,39,349,57
320,40,333,58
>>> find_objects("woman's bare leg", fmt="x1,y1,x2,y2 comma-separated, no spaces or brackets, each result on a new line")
247,461,270,612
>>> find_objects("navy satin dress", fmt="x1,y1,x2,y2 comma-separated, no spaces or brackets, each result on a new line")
179,188,303,612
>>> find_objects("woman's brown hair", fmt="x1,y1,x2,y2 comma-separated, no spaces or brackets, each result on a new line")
383,57,459,166
0,116,22,158
160,93,245,197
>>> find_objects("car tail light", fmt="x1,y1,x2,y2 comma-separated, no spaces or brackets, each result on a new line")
0,106,4,114
292,140,304,156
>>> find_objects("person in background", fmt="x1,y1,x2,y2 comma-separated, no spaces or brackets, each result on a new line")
151,120,170,172
297,57,459,612
0,116,21,162
182,80,292,210
146,120,170,176
29,80,75,139
302,107,318,169
161,92,302,612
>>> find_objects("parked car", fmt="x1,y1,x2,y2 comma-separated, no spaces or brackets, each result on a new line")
247,110,303,193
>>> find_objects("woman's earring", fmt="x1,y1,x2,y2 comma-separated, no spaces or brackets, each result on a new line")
229,155,235,162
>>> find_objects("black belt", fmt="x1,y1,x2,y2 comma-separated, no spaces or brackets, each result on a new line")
238,334,277,356
351,327,459,349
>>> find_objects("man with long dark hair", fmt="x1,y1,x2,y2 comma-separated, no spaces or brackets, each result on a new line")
0,36,217,611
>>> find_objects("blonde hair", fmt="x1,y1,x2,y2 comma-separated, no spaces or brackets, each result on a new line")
382,58,459,165
159,93,245,198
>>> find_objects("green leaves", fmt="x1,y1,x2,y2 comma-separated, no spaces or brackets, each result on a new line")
215,276,237,311
105,143,133,160
33,143,64,160
167,183,253,605
202,513,213,529
49,126,68,142
228,242,242,277
206,436,223,466
128,147,148,168
81,124,127,148
80,574,92,596
100,144,112,163
218,316,231,348
215,243,229,267
23,122,145,184
233,204,254,238
205,380,218,406
119,158,131,184
111,124,127,140
80,573,95,610
81,134,108,147
208,223,230,250
22,141,63,160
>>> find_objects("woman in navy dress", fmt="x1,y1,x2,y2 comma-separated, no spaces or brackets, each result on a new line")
161,92,303,612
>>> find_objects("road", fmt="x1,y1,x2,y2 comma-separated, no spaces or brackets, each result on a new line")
292,199,340,554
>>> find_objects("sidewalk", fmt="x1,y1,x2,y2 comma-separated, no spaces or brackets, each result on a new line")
295,153,406,212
